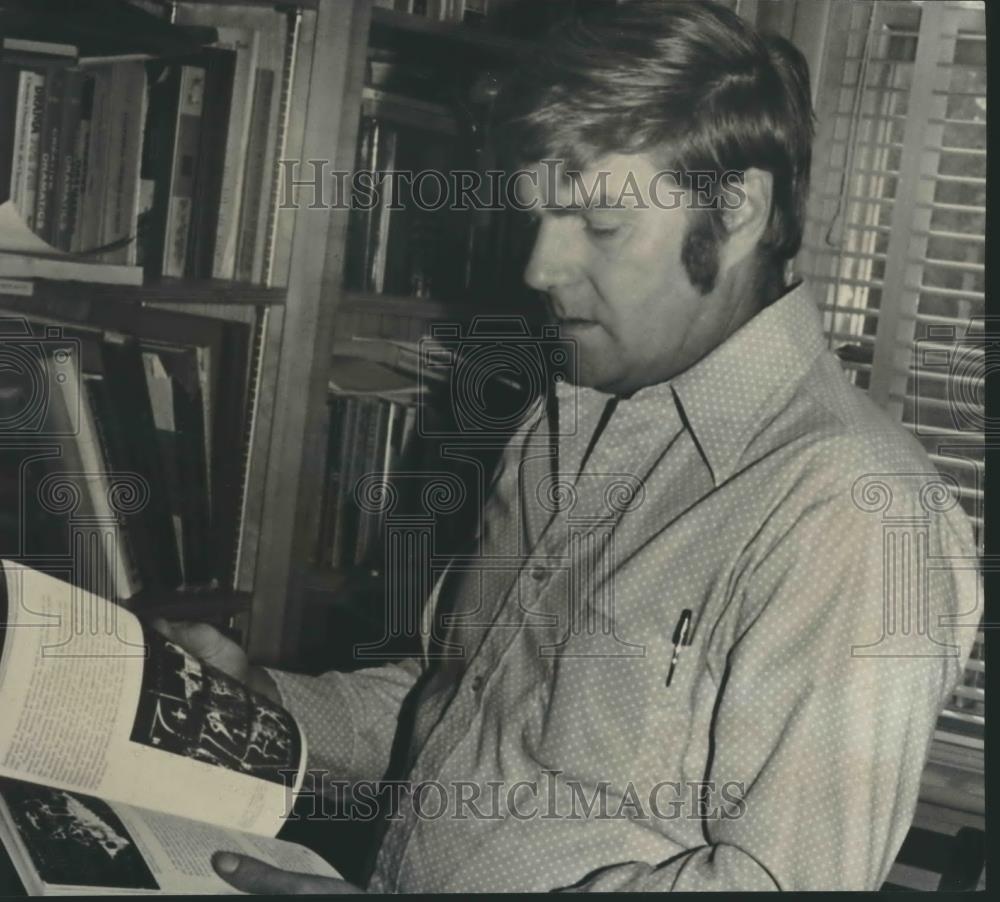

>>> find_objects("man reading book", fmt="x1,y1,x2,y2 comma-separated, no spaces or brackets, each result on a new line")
160,0,979,892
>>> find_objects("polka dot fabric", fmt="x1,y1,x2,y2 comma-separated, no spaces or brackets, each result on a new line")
268,283,980,892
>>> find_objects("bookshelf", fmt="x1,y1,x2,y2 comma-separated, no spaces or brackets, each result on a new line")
0,0,556,668
0,0,312,638
248,0,561,668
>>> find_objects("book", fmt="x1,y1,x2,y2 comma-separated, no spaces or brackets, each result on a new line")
199,28,258,279
75,65,112,254
51,68,88,250
171,2,294,284
161,64,204,278
141,345,212,587
186,47,236,279
0,249,143,285
11,71,46,229
58,342,142,602
81,358,145,601
62,74,94,253
1,38,77,60
0,200,143,285
100,339,183,591
99,62,147,266
32,66,66,242
3,68,28,208
0,561,341,895
1,1,219,64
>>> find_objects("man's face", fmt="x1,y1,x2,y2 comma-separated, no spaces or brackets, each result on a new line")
520,153,749,396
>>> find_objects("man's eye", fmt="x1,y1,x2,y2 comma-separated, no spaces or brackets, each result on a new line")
584,221,622,239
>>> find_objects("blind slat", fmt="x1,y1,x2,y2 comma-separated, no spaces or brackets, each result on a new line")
804,0,985,750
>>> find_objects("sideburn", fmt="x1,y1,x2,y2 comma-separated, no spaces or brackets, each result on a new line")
680,209,727,295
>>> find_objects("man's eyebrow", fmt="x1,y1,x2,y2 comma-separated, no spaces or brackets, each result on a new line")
527,203,582,219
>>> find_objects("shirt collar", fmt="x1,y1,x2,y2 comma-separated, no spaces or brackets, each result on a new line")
551,282,827,485
670,281,827,485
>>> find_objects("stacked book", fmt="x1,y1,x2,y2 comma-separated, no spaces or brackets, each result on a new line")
0,312,251,603
0,0,300,286
317,338,429,571
388,0,489,24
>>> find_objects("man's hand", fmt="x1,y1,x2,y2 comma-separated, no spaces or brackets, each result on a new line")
212,852,364,894
151,619,279,704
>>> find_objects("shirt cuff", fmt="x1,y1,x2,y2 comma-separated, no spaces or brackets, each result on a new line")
264,667,357,779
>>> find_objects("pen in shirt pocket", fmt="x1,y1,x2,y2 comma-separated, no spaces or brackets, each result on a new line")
665,608,693,688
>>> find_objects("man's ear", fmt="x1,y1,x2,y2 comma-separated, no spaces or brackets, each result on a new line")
719,168,773,268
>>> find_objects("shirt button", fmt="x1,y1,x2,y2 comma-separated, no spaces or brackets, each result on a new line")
530,567,549,582
470,675,485,695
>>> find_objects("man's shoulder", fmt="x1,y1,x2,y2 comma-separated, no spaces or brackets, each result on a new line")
772,352,930,476
742,351,975,552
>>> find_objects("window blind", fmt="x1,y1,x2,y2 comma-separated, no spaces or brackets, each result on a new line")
797,0,985,748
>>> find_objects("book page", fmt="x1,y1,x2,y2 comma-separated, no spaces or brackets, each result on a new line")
0,562,306,836
0,778,342,895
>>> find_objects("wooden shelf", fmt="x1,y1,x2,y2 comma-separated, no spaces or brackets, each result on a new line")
185,0,319,9
129,589,252,621
341,290,476,321
0,279,283,334
0,277,285,307
369,5,535,58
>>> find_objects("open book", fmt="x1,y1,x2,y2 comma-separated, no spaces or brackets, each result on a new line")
0,561,341,895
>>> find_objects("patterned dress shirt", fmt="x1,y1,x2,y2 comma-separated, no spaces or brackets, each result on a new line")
269,283,979,892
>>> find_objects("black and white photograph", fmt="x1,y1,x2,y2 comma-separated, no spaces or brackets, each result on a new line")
0,779,159,892
130,624,302,787
0,0,989,895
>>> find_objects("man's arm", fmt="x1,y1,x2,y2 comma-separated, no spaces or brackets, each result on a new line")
151,618,422,784
265,659,422,783
559,488,978,892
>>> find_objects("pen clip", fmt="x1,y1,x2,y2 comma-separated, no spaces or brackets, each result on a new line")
672,608,693,647
665,609,693,688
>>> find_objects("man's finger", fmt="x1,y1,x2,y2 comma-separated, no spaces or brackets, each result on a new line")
211,851,360,895
149,617,174,640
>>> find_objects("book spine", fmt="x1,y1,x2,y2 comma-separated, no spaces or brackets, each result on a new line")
76,67,109,253
101,339,183,589
209,321,252,588
354,400,383,565
34,66,66,241
8,69,32,210
260,8,300,287
211,30,258,279
19,72,47,230
52,69,86,251
331,398,360,569
369,122,399,294
85,365,154,596
68,76,95,253
234,66,274,283
372,400,400,564
161,65,204,277
318,397,345,567
101,62,148,265
138,61,179,277
82,373,144,601
188,49,235,279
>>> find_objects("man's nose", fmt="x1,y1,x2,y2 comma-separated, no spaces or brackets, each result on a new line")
523,218,581,292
